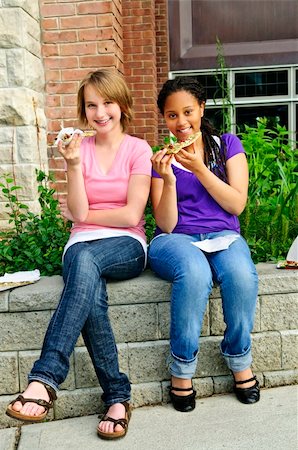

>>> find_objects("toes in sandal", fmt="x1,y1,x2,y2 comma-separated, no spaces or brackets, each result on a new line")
97,401,131,440
6,382,57,423
169,386,196,412
233,375,260,404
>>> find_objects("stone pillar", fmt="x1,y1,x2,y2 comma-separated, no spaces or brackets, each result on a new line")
0,1,47,229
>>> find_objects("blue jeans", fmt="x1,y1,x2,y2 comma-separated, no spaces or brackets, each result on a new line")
148,231,258,378
29,236,145,405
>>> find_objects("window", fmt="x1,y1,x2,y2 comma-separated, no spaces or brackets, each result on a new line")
235,71,288,97
170,66,298,142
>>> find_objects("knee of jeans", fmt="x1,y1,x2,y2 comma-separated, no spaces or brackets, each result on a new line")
65,248,97,278
177,259,212,288
224,263,258,291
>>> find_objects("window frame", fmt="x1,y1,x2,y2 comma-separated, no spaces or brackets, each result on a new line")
170,64,298,141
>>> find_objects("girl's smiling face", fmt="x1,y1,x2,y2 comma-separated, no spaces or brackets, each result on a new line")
163,90,205,141
84,84,122,134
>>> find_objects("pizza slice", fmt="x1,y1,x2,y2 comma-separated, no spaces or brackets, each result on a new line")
55,127,95,145
164,131,202,154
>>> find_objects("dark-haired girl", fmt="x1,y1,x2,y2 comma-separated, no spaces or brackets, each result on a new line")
148,77,260,412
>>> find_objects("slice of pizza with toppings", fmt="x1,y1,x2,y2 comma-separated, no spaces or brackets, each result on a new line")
55,127,95,145
164,131,202,154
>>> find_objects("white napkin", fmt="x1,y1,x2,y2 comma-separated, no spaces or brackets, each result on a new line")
192,235,240,253
0,269,40,283
55,128,84,145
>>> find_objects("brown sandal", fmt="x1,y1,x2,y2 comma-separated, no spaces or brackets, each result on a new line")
6,382,57,423
97,401,131,440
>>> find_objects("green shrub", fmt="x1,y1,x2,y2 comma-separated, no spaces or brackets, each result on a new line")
1,121,296,278
0,170,71,276
239,118,298,263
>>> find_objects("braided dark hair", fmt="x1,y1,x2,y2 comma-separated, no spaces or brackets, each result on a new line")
157,77,227,182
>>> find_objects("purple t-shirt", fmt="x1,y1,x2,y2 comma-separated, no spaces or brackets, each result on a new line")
152,133,245,236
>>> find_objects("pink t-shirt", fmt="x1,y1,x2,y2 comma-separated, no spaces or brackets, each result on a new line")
63,134,152,256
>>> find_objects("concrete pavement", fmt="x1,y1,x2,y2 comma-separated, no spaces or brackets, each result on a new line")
1,385,297,450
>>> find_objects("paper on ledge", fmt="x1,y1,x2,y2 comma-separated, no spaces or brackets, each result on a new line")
192,235,240,253
0,270,40,291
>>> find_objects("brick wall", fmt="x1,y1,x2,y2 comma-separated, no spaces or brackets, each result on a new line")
122,0,158,145
40,0,124,194
155,0,170,140
40,0,170,195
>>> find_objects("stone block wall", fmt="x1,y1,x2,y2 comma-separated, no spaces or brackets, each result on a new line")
0,1,48,228
0,263,297,428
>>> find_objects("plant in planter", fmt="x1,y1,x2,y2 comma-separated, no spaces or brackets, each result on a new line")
0,170,71,276
239,118,298,263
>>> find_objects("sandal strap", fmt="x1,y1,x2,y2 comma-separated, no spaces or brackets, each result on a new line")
10,394,53,411
235,375,256,385
35,381,57,401
121,401,130,413
98,401,131,431
169,385,193,392
101,416,128,430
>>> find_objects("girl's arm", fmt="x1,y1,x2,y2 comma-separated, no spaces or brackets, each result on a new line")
176,149,248,216
58,134,89,222
84,174,151,227
150,149,179,233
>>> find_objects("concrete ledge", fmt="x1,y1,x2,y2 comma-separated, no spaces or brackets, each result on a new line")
0,263,297,427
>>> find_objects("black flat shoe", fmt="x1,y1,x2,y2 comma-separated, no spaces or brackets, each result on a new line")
233,375,260,404
169,386,196,412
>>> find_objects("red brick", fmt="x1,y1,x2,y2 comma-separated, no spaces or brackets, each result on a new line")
78,28,114,41
45,70,61,82
62,95,77,106
46,120,62,133
42,44,59,57
60,42,97,56
61,68,97,82
41,3,76,18
47,95,61,107
46,82,78,95
48,158,65,170
60,16,97,29
77,1,112,14
42,18,58,30
42,30,77,44
45,106,77,120
80,55,116,67
44,57,78,70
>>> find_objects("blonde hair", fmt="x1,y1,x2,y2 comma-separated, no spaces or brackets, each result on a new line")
77,69,133,132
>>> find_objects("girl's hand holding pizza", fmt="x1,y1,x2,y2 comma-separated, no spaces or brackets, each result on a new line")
151,149,176,184
57,133,84,167
175,143,205,173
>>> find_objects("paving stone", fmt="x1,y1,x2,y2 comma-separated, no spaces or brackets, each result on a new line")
0,352,18,395
131,382,162,407
260,293,298,331
263,369,298,388
110,303,159,342
196,336,229,377
0,311,51,351
252,332,282,371
0,427,17,450
281,330,298,369
128,341,169,383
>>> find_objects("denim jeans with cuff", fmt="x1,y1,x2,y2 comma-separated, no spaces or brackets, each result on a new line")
148,231,258,378
29,236,145,405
